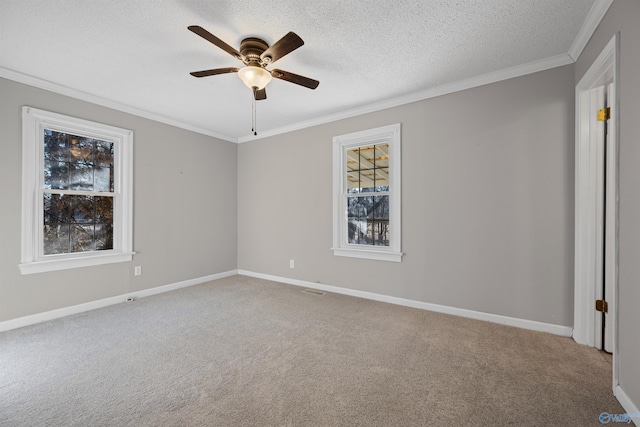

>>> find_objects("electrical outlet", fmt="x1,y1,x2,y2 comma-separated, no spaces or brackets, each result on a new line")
289,259,295,269
134,266,142,276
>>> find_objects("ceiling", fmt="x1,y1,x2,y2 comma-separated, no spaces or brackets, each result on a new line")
0,0,605,143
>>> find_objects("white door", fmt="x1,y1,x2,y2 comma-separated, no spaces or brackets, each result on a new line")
593,83,615,354
573,33,618,390
603,82,615,354
592,85,606,351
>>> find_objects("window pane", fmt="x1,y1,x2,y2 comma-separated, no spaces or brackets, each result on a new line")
43,193,71,254
95,197,114,250
44,193,71,225
43,194,114,255
44,160,70,190
44,130,69,161
44,224,70,255
94,166,112,192
44,131,114,193
373,195,389,220
94,141,114,191
71,195,95,224
95,140,114,166
346,195,390,247
347,196,373,219
71,224,94,253
345,143,391,247
345,143,389,193
69,136,94,161
348,218,367,245
373,195,390,246
95,196,113,224
95,223,113,251
68,163,94,190
347,196,373,245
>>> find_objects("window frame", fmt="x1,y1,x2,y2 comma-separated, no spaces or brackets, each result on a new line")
332,123,402,262
20,106,134,274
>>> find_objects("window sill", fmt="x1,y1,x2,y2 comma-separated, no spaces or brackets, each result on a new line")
332,247,403,262
19,251,135,275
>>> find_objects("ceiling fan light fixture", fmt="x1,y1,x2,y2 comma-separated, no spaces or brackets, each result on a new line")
238,65,272,90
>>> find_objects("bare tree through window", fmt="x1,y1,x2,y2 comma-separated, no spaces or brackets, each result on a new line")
43,130,114,255
345,143,390,246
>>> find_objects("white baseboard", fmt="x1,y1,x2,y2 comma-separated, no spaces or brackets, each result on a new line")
1,268,574,338
0,270,238,333
615,386,640,426
237,270,574,337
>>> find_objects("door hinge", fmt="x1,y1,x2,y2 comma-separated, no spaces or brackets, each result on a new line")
596,299,608,313
597,107,611,121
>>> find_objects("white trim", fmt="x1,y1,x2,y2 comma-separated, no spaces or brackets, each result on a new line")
19,251,135,275
591,85,607,351
0,51,584,145
603,80,617,354
0,67,236,143
614,386,640,426
20,107,134,274
238,53,573,143
0,270,238,333
576,35,617,92
568,0,614,61
332,124,402,262
331,247,403,262
573,34,617,345
238,270,573,337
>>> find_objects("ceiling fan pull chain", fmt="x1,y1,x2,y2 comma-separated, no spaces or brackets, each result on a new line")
250,90,254,134
252,90,258,136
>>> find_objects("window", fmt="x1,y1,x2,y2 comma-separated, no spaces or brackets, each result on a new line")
332,123,402,262
20,107,133,274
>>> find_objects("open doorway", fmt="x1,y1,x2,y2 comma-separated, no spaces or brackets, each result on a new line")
591,82,614,353
574,34,618,390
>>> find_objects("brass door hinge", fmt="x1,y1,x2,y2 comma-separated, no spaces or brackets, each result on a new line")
597,107,611,121
596,299,608,313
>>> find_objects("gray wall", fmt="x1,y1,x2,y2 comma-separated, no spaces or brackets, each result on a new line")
238,64,575,326
576,0,640,411
0,78,238,322
2,3,635,410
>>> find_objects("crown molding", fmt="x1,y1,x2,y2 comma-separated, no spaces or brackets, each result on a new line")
568,0,614,61
237,53,573,143
4,0,608,147
0,67,237,143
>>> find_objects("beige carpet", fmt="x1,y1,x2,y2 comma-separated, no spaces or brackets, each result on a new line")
0,275,623,426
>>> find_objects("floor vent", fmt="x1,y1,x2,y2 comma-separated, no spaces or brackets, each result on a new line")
302,289,325,296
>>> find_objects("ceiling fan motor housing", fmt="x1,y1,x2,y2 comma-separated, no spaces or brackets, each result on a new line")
240,38,270,65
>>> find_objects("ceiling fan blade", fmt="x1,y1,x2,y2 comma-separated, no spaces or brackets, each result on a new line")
271,69,319,90
190,67,239,78
261,32,304,64
254,88,267,100
188,26,243,60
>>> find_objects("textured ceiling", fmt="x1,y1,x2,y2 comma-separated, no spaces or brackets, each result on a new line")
0,0,601,142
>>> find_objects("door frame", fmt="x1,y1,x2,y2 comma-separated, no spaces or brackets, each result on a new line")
573,33,619,390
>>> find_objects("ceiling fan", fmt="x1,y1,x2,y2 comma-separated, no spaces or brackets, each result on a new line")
188,25,319,101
